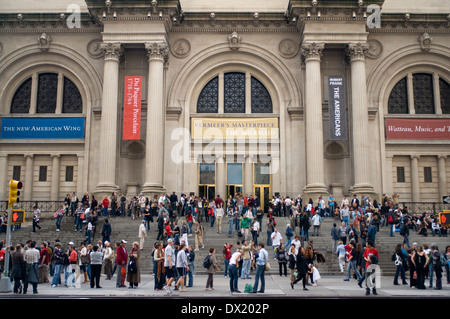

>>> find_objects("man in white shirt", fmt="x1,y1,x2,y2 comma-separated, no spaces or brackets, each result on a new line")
251,243,268,293
138,220,147,249
216,204,224,234
163,239,176,294
229,250,241,293
271,228,283,259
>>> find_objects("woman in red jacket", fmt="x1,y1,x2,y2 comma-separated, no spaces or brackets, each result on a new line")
223,243,233,278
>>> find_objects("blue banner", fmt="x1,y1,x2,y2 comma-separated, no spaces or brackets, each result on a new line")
1,117,85,139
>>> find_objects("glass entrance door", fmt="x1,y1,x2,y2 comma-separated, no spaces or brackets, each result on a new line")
254,185,271,214
253,162,271,214
199,185,216,201
199,163,216,201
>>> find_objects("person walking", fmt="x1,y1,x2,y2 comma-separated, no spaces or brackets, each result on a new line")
358,240,380,295
103,241,114,280
344,240,362,282
175,243,189,292
90,245,103,288
127,242,141,289
138,220,147,250
275,243,288,277
393,243,408,286
251,243,268,293
11,244,25,294
430,243,443,290
216,204,224,234
271,228,283,259
291,247,308,291
50,242,64,287
186,245,195,288
154,242,165,291
115,240,128,288
194,221,204,251
229,249,242,293
163,238,177,294
23,241,40,294
240,240,252,280
101,219,112,245
205,247,219,291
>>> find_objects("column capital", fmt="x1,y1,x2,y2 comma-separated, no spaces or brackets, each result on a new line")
346,42,369,62
24,153,34,159
100,42,123,61
145,41,169,61
301,42,324,62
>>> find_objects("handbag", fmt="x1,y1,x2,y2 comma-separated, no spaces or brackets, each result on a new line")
265,261,270,271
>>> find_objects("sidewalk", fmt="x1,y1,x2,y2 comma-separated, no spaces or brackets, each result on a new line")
2,273,448,298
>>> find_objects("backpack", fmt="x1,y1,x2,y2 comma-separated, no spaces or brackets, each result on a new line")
388,215,393,224
203,254,211,269
128,257,138,273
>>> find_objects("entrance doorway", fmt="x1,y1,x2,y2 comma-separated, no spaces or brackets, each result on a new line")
199,185,216,201
253,162,271,214
199,163,216,200
254,185,271,214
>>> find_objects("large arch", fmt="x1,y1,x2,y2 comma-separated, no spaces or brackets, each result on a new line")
165,42,303,196
366,43,450,195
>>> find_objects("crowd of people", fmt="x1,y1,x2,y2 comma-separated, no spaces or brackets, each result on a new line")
0,190,449,296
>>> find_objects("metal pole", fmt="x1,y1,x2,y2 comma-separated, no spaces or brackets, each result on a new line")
0,205,12,292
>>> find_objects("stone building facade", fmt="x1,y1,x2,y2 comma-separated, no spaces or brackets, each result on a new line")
0,0,449,208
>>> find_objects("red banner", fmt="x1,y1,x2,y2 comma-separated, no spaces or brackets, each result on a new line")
123,76,142,140
385,118,450,140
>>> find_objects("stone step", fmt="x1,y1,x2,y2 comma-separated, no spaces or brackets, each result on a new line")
3,213,448,276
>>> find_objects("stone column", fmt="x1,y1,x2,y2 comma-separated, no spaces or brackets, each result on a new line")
437,155,447,200
50,154,61,201
216,154,226,201
24,154,34,201
301,42,327,196
142,42,168,195
95,42,123,195
347,42,375,195
244,154,253,195
410,155,420,201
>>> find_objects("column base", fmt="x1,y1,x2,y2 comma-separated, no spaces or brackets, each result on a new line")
349,183,378,198
302,183,328,199
141,183,166,197
95,182,120,199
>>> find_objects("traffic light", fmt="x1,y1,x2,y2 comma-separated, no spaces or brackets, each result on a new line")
439,211,450,227
11,209,25,224
8,179,22,207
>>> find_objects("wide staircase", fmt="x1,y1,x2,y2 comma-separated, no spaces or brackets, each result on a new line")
2,212,449,277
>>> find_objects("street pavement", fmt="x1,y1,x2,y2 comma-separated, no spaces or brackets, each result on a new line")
2,272,448,298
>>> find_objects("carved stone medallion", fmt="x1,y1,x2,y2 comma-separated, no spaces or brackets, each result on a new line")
87,39,104,59
366,39,383,59
278,39,299,59
171,39,191,58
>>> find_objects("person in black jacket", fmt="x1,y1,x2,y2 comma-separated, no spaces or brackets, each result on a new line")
291,247,308,291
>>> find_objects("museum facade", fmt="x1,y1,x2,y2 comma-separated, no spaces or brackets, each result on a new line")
0,0,449,208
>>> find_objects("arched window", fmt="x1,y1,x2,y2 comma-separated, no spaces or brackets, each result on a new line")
10,72,83,114
196,71,273,114
197,76,218,113
10,78,32,113
439,78,450,114
387,72,450,115
388,77,408,114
